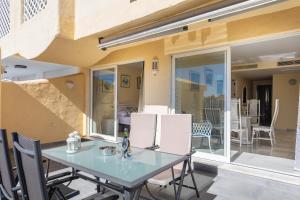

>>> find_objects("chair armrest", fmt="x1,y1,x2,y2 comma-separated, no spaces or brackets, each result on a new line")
11,185,21,192
46,171,72,182
145,145,160,150
46,175,79,188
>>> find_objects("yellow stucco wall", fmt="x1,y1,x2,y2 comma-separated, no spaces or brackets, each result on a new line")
95,40,171,107
273,73,300,130
0,74,85,146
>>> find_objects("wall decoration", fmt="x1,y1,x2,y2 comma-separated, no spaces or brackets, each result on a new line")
121,75,130,88
137,76,142,89
289,78,297,86
190,71,200,91
101,74,114,93
205,69,213,85
231,80,237,97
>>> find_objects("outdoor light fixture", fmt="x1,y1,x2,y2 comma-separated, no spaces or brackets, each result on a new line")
98,0,285,50
65,80,75,89
152,57,159,76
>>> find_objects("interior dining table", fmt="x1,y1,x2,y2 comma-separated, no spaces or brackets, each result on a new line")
43,140,189,200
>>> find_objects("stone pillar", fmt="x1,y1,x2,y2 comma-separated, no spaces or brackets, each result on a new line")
295,86,300,171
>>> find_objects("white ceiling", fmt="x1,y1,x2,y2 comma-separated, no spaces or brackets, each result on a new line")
231,34,300,79
232,34,300,64
1,56,79,81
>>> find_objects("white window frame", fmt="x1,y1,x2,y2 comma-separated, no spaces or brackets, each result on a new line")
89,59,145,141
89,65,118,141
171,46,231,163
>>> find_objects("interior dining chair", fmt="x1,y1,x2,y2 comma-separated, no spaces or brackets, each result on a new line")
129,113,157,149
252,99,279,147
147,114,199,199
192,121,213,152
204,108,224,144
0,129,19,200
231,98,247,147
247,99,260,126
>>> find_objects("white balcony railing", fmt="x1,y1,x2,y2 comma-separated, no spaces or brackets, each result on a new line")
0,0,10,39
24,0,47,22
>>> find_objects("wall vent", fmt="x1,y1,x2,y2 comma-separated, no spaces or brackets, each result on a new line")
278,59,300,66
232,64,257,70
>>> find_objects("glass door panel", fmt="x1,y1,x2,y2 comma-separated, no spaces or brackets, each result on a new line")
91,68,116,139
173,49,229,160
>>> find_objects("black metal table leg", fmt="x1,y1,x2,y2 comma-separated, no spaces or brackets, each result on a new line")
188,159,200,198
96,177,101,193
171,167,177,196
124,189,134,200
176,159,188,200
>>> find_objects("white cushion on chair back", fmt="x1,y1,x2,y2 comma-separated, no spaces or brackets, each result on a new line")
231,98,242,130
271,99,280,129
248,99,260,117
160,114,192,156
129,113,157,148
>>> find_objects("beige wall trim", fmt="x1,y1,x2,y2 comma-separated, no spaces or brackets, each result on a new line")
165,29,300,56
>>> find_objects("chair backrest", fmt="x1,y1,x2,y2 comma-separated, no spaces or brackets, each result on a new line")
0,129,17,200
271,99,280,129
204,108,223,126
12,132,48,200
247,99,260,117
192,121,212,137
160,114,192,156
129,113,157,148
231,98,242,130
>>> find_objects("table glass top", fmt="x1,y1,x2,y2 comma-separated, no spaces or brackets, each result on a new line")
43,140,185,186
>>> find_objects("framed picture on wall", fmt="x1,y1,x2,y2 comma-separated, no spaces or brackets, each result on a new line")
101,74,114,93
205,69,214,85
121,75,130,88
137,76,141,89
190,71,200,91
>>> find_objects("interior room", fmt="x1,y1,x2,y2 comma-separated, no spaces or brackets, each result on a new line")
91,61,144,138
174,51,226,156
117,62,144,137
230,34,300,174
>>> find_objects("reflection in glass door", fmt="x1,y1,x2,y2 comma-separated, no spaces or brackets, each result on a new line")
172,48,230,161
91,68,117,140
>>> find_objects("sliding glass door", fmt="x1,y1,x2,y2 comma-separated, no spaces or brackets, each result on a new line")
172,47,231,162
90,62,145,141
91,67,117,140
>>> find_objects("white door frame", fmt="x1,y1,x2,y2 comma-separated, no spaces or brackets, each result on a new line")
90,65,119,141
89,60,145,141
171,46,231,163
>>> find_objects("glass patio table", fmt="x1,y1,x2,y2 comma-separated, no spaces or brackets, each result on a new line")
43,140,188,200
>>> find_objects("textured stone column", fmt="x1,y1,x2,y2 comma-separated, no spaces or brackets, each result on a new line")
295,86,300,171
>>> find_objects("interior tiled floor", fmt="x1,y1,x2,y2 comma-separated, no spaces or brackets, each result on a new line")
231,130,296,160
230,130,299,176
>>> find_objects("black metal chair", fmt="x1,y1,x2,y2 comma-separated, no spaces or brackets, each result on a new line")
12,132,120,200
0,129,19,200
12,132,81,200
